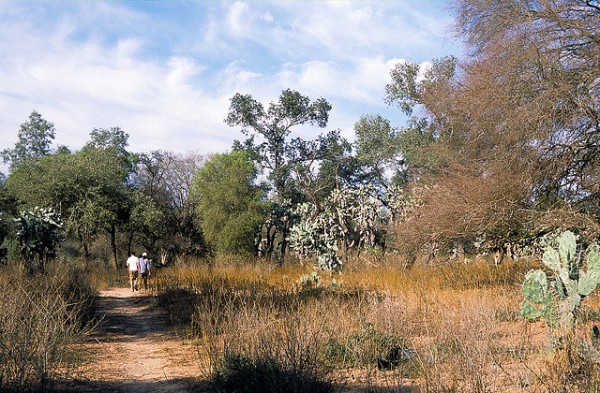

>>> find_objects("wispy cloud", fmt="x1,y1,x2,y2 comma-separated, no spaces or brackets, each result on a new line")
0,0,459,174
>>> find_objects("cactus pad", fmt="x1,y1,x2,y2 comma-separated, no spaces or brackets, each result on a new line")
520,301,542,320
558,230,577,265
523,269,547,303
578,271,600,297
543,248,561,272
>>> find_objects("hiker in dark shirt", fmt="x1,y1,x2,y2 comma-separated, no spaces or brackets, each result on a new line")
137,252,152,291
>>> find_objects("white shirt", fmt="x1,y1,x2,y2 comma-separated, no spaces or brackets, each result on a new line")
126,255,139,272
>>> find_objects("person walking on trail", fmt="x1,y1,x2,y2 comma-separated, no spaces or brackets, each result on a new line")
137,252,151,291
126,252,139,292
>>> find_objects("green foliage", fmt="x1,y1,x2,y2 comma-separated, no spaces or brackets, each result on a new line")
14,207,62,274
397,118,441,178
210,352,334,393
193,151,266,256
84,127,130,158
5,146,132,262
521,231,600,334
354,114,404,186
1,110,55,172
288,131,355,204
225,89,332,200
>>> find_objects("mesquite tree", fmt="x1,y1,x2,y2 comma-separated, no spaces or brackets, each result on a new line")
225,89,332,201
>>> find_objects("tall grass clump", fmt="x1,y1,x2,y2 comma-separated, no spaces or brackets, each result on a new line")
0,263,96,392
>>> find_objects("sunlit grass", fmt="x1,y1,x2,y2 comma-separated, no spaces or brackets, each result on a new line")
86,254,600,392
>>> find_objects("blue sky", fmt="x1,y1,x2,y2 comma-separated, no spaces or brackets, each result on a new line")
0,0,461,171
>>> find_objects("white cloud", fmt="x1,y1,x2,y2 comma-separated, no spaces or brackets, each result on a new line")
226,1,251,37
167,57,204,88
0,0,460,175
262,11,274,23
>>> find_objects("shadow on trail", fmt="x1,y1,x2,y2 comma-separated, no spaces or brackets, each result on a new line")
51,377,209,393
91,294,171,341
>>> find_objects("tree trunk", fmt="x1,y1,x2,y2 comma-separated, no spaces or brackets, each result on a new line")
110,224,118,270
127,231,135,257
81,232,91,262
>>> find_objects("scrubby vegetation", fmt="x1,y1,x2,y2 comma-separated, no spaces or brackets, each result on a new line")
0,263,96,392
153,256,600,392
0,0,597,391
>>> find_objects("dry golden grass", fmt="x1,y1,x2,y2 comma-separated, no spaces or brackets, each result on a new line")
149,257,600,392
0,263,97,392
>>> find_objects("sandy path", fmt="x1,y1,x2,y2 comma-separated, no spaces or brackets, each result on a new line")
66,287,204,393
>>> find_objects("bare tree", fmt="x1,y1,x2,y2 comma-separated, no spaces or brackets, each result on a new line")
131,151,207,261
389,0,599,257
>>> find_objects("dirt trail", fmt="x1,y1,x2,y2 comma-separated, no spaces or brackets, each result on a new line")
67,287,203,393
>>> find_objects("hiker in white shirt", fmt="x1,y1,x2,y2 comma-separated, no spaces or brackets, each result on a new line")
126,252,139,292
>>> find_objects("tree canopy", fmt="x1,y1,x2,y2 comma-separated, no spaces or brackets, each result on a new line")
2,111,55,171
387,0,600,254
226,89,333,201
192,151,266,256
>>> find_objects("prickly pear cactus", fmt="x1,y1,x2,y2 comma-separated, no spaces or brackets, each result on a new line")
521,231,600,334
14,207,62,274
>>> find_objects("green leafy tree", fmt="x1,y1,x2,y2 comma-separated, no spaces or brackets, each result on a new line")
286,129,355,209
225,89,332,201
353,114,404,188
85,127,129,154
2,111,56,171
6,146,131,268
225,90,350,261
192,151,266,256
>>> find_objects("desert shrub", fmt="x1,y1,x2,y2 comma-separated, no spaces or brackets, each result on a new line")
155,271,338,392
210,352,334,393
323,323,410,367
0,264,96,392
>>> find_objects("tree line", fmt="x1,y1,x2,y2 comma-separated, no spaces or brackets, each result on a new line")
0,0,598,271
